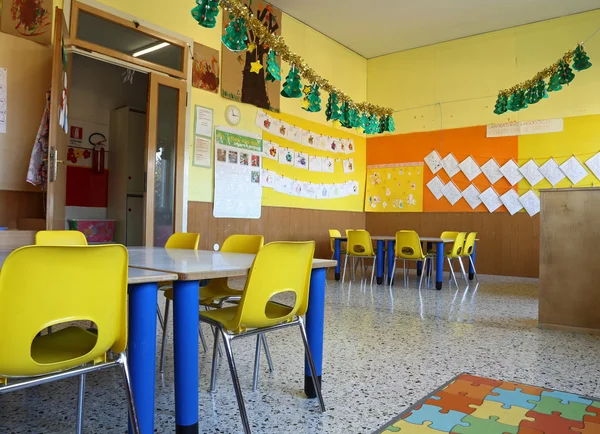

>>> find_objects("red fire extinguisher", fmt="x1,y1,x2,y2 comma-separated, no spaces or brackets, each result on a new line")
90,133,106,174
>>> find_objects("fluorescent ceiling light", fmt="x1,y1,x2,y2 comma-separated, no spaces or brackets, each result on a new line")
133,42,170,58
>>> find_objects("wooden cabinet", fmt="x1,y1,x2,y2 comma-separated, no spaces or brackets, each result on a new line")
539,187,600,334
107,107,146,245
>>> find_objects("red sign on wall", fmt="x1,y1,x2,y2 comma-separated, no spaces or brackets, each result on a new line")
70,126,83,141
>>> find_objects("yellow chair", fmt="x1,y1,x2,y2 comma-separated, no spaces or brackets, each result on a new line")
343,230,377,285
35,230,88,246
328,229,346,260
461,232,478,282
445,232,468,287
390,231,433,289
164,232,200,249
0,245,140,433
200,241,324,434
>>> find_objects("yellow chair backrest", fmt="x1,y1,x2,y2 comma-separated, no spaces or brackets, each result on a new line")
35,230,88,246
447,232,467,258
230,241,314,332
440,231,459,240
328,229,342,253
347,230,375,256
221,234,264,254
0,245,128,377
394,230,425,260
462,232,477,256
165,232,200,250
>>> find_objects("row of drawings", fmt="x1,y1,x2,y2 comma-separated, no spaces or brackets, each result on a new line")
256,110,356,154
424,150,600,187
427,177,541,215
261,169,360,199
263,140,355,173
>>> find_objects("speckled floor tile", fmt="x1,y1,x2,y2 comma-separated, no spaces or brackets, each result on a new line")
2,273,599,433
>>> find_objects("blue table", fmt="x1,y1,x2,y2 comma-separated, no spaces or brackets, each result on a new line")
128,247,336,433
333,236,389,285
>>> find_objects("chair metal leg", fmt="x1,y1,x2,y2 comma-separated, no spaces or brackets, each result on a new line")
156,303,164,331
468,255,479,282
220,330,252,434
76,374,86,434
389,260,397,288
199,323,208,353
210,326,220,393
342,254,349,283
261,334,274,373
119,352,141,434
159,298,170,374
447,258,459,287
370,255,375,286
458,257,468,282
419,257,427,289
403,259,407,287
252,334,262,392
298,317,326,412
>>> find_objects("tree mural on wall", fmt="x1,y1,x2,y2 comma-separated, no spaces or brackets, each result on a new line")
221,1,282,112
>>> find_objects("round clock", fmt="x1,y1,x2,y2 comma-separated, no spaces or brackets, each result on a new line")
225,105,241,126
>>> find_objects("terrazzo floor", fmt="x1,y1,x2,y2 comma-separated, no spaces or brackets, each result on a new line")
2,272,600,433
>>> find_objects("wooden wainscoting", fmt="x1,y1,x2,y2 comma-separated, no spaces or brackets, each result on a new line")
187,201,366,260
365,212,540,278
0,190,45,228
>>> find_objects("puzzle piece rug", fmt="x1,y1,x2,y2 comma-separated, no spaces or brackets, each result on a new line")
373,373,600,434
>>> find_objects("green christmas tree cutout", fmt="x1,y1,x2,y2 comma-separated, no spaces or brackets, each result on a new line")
573,45,592,71
378,115,395,133
281,65,303,98
325,92,342,121
341,104,359,129
265,50,281,82
302,84,321,112
494,94,508,115
558,60,575,85
191,0,219,28
367,114,379,134
508,89,527,112
360,111,369,132
547,69,563,92
387,116,396,133
222,16,248,52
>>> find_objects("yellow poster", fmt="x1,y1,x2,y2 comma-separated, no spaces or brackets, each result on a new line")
365,163,424,212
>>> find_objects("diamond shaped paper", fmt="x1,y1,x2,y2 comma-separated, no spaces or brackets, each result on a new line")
442,153,460,178
519,190,540,216
560,156,588,185
459,156,482,181
499,160,523,186
585,152,600,181
481,159,503,184
539,158,565,187
500,189,523,215
424,150,443,174
519,159,544,187
462,185,482,209
427,176,445,200
441,181,462,205
479,187,503,213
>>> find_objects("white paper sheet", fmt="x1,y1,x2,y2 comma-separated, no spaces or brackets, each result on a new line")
0,68,7,134
480,159,503,184
278,148,294,166
263,141,279,160
427,176,445,200
519,159,544,187
255,109,269,130
499,160,524,186
317,135,329,151
260,169,275,188
479,187,503,213
195,106,213,137
323,157,335,173
287,125,302,144
295,151,309,169
343,158,355,174
560,156,588,185
519,190,541,216
309,155,322,172
500,189,523,215
347,139,355,154
459,156,482,181
424,150,443,174
442,153,461,178
301,130,319,148
462,185,482,209
539,158,565,187
585,152,600,181
441,181,462,205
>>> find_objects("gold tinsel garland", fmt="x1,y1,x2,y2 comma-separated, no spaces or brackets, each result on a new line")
220,0,394,117
498,49,576,97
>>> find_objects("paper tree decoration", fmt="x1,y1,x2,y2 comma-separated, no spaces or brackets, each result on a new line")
222,16,248,52
341,104,359,129
280,65,303,98
265,50,281,82
494,94,508,115
558,60,575,85
378,115,396,133
302,84,321,112
360,111,369,131
507,89,527,112
547,70,563,92
573,45,592,71
365,114,379,134
325,92,342,121
190,0,220,28
525,80,547,105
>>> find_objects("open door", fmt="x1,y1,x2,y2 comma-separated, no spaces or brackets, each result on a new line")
145,73,187,247
46,8,70,230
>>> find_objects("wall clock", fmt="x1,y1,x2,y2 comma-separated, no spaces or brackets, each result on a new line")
225,105,241,126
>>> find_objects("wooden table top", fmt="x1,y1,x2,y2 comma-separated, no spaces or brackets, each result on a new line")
333,236,456,243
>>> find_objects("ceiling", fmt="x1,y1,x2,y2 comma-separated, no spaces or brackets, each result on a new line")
267,0,600,58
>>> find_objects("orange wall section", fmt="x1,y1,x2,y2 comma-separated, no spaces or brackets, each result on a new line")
367,126,518,212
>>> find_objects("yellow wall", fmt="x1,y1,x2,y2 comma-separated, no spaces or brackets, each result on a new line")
367,9,600,134
96,0,368,204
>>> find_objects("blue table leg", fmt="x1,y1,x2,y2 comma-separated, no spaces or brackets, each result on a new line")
436,241,444,290
334,239,341,281
173,280,199,434
128,282,158,434
305,268,326,398
468,241,476,280
416,259,423,277
425,242,432,276
387,240,395,285
376,239,385,285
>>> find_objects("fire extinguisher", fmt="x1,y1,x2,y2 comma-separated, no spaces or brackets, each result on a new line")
90,133,107,174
